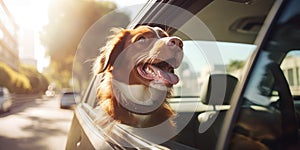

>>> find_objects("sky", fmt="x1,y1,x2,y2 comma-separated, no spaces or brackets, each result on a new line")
3,0,147,72
4,0,51,72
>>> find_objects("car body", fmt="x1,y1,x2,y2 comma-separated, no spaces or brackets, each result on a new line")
0,87,12,113
60,91,80,109
66,0,300,149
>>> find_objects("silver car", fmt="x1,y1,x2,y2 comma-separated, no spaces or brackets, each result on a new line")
0,87,12,113
60,91,80,109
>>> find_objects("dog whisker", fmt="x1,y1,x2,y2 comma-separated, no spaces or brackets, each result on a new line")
136,55,150,66
149,56,157,64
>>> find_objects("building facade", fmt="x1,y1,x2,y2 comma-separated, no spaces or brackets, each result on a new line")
281,55,300,96
0,0,19,70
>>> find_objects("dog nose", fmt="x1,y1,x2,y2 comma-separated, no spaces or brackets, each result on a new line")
167,37,183,49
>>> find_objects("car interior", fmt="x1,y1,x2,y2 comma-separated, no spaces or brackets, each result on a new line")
227,1,300,149
136,0,300,149
67,0,300,149
132,0,278,149
170,74,238,149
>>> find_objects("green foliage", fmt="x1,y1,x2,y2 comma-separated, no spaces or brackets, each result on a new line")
226,60,245,73
40,0,130,89
40,0,117,63
0,62,31,93
19,65,49,94
0,62,49,94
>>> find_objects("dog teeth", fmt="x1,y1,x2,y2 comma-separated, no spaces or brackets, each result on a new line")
145,66,156,76
146,66,151,73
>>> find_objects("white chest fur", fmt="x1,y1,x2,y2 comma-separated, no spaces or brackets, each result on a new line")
112,79,167,106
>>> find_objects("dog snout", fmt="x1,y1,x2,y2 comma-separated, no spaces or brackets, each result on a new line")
167,37,183,49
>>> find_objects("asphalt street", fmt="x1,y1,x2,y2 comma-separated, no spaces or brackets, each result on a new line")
0,96,74,150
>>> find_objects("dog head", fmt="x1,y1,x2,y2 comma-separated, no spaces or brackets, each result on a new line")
94,25,183,114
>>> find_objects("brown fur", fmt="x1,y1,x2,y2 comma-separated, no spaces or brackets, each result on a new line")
94,26,183,128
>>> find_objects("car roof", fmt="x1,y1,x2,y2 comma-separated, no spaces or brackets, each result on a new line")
131,0,275,44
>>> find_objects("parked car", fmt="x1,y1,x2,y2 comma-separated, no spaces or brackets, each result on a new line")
0,87,12,113
66,0,300,149
60,91,80,109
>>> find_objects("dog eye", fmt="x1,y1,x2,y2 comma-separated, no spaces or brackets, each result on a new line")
136,36,146,43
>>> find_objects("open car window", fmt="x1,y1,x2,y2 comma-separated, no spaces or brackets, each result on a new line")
174,40,256,97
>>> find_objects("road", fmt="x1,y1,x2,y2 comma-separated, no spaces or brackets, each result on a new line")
0,96,74,150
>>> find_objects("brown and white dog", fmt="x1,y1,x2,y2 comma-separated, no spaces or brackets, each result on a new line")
94,25,183,128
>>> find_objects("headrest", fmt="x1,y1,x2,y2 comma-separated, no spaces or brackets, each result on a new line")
200,74,238,105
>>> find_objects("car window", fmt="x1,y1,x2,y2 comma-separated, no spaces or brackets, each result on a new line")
228,1,300,149
0,89,3,96
63,92,75,95
281,51,300,96
79,75,101,107
0,87,9,97
174,41,255,97
229,51,300,150
281,51,300,126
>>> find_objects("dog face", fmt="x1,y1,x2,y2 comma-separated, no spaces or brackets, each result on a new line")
95,25,183,115
96,25,183,86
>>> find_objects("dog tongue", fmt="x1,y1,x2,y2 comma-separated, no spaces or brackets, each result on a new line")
138,64,179,85
155,67,179,85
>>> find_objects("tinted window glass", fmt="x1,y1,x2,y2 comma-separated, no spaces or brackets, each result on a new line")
0,89,3,96
229,1,300,149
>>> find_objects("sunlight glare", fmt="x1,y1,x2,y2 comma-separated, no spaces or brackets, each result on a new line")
4,0,51,72
4,0,50,30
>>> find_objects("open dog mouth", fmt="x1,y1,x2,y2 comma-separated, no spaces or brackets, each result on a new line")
136,60,179,86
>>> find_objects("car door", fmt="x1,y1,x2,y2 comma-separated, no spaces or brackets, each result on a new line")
66,74,172,150
66,76,111,149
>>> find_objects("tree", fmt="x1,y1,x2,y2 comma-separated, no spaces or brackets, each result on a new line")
0,62,48,94
19,65,49,94
40,0,130,89
226,60,245,73
0,62,31,93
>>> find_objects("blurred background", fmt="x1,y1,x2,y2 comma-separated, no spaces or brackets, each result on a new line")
0,0,146,94
0,0,145,149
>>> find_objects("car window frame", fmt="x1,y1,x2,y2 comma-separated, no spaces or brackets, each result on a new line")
216,0,285,149
80,74,101,106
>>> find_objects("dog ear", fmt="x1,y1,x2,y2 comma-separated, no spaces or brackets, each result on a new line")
93,28,129,75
